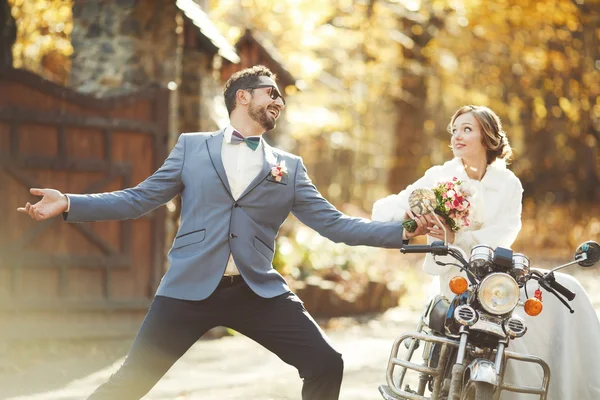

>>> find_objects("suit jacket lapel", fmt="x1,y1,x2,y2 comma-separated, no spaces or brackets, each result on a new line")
238,141,279,200
206,130,233,197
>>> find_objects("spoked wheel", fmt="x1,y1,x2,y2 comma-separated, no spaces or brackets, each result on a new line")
460,380,494,400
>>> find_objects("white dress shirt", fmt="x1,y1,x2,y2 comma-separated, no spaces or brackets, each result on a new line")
222,125,265,275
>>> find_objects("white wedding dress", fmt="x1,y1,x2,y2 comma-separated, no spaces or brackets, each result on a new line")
372,157,600,400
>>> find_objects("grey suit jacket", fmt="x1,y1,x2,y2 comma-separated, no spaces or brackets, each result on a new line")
65,130,406,300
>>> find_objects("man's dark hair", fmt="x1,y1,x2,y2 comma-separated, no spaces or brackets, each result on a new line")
223,65,277,115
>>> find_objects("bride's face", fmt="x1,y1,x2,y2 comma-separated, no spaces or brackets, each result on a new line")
450,112,487,163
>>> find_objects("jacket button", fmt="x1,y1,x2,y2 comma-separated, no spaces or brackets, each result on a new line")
234,203,240,208
230,233,237,238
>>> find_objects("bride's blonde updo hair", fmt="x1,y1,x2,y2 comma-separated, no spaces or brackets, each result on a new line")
447,105,513,164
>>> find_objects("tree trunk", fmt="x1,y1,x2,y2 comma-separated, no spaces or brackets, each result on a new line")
578,3,600,201
390,80,428,193
388,11,444,193
0,0,16,70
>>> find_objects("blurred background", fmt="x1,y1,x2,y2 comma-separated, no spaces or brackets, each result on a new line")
1,1,599,398
1,0,599,346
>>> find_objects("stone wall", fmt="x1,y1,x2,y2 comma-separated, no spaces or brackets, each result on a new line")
180,50,224,133
70,0,180,96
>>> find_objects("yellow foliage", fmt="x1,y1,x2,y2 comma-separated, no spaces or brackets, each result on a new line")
515,204,600,259
6,0,595,248
8,0,73,84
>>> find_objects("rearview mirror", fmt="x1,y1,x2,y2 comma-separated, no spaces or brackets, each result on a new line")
575,241,600,267
408,188,450,244
408,188,436,215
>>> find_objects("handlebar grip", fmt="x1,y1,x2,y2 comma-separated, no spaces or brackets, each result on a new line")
400,245,434,254
540,273,576,301
548,280,576,301
400,244,449,256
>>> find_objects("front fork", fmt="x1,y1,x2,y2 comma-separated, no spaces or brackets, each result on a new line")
447,328,507,400
447,327,469,400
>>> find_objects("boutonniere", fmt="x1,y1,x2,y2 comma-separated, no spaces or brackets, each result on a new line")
270,161,288,182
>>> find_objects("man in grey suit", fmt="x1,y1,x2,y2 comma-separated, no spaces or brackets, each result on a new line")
18,65,426,399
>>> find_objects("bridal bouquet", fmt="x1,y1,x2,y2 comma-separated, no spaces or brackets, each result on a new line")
403,177,472,233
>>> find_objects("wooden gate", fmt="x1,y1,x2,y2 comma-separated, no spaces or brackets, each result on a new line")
0,68,170,316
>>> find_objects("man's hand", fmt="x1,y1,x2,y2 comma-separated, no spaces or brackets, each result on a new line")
403,209,430,240
17,188,68,221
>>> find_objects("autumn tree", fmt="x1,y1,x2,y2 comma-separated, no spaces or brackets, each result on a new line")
385,0,448,193
7,0,73,84
427,0,599,204
210,0,402,209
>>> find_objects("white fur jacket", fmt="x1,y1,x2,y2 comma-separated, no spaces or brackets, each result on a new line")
372,158,523,288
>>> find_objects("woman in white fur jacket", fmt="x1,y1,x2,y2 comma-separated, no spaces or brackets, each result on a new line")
372,105,600,400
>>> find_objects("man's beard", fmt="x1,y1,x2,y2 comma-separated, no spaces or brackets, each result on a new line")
248,101,276,131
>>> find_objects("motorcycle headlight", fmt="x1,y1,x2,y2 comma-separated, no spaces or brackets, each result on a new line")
477,273,520,315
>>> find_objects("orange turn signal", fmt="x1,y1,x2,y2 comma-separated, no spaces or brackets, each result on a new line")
524,298,543,316
449,276,468,295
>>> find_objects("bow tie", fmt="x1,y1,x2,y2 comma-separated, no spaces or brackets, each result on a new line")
231,130,261,151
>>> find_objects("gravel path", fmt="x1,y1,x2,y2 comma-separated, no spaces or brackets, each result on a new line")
1,264,597,400
1,309,420,400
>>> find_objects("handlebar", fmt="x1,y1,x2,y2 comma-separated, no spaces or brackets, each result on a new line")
543,272,576,301
528,270,576,313
400,243,579,310
400,242,471,277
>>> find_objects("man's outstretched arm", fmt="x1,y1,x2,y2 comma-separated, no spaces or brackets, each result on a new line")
18,134,186,222
291,158,424,248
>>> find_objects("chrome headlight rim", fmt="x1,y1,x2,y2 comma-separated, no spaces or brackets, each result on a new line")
477,272,520,315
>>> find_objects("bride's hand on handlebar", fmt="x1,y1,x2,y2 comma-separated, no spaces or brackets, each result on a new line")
427,217,455,244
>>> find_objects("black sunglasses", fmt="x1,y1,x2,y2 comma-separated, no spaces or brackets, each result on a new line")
245,84,286,105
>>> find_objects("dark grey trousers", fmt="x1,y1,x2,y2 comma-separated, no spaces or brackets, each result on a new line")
87,278,344,400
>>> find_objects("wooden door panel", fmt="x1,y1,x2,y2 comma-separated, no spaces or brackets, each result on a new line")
0,68,169,309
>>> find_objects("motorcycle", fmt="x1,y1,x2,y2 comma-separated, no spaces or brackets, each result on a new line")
377,193,600,400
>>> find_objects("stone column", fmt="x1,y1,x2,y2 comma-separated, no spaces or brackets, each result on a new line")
180,48,223,133
69,0,180,96
180,50,207,133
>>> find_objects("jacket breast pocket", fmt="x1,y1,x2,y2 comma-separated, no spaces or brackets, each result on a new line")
253,236,274,261
173,229,206,249
266,175,288,185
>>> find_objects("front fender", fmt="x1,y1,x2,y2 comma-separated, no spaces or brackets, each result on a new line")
466,359,498,386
